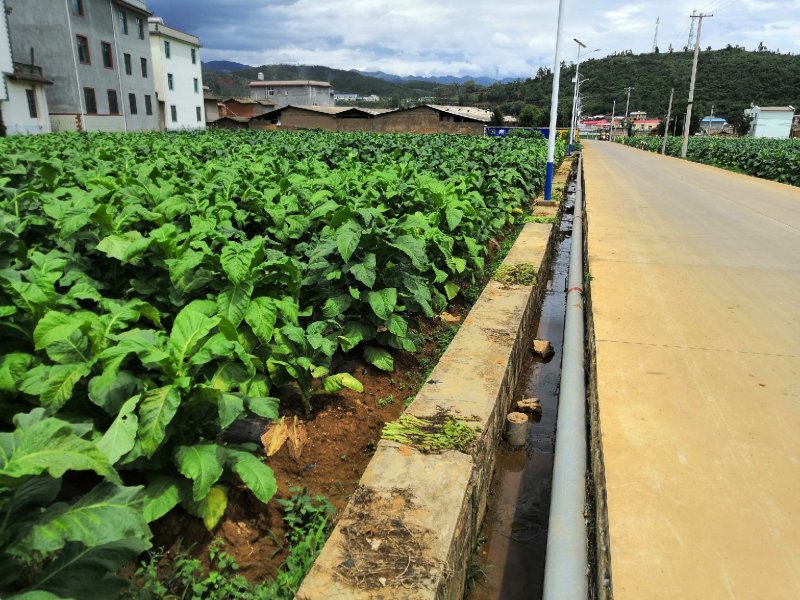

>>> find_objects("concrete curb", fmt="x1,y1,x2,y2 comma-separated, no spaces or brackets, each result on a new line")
297,163,573,599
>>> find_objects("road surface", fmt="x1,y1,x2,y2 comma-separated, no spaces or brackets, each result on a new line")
583,141,800,599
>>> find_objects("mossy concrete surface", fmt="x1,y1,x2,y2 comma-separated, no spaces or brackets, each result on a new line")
297,221,556,600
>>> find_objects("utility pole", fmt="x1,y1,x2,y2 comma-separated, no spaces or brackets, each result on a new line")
681,12,713,158
661,87,674,155
568,38,586,156
543,0,566,201
652,17,660,52
623,86,633,136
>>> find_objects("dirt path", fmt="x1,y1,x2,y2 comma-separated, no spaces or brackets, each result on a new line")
583,141,800,599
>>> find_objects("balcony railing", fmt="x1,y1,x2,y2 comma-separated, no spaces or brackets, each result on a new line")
13,62,45,78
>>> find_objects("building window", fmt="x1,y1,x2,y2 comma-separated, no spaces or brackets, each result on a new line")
140,57,147,78
193,78,199,93
76,35,90,64
136,16,145,40
144,94,153,116
196,106,201,122
129,93,137,115
164,40,171,58
170,105,177,122
84,87,97,114
101,41,113,68
267,88,274,96
191,48,197,64
167,73,174,90
71,0,83,16
123,53,132,75
119,10,128,34
107,90,119,114
26,89,37,118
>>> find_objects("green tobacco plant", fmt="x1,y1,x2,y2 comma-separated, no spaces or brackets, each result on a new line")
0,129,559,593
0,409,151,599
618,135,800,186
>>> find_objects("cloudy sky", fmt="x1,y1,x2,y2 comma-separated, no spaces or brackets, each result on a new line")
148,0,800,78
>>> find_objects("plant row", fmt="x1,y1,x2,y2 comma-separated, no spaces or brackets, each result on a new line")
617,135,800,186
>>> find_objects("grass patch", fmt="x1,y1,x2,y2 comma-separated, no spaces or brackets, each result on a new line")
381,412,477,453
523,214,558,224
492,263,538,286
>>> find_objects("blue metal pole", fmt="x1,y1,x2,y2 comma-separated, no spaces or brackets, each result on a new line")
544,0,567,201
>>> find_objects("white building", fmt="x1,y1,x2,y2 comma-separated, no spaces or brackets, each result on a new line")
148,17,204,130
333,92,358,102
0,0,52,135
744,105,795,139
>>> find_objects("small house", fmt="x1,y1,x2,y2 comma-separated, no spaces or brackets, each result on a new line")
375,104,490,135
700,116,727,134
219,97,274,118
744,105,795,139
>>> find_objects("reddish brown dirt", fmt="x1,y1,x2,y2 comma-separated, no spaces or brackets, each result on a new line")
147,316,460,583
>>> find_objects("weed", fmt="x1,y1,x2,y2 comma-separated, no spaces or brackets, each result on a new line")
524,214,558,224
377,395,395,407
129,489,334,600
131,539,262,600
493,263,538,286
466,536,493,591
403,396,415,410
382,413,477,453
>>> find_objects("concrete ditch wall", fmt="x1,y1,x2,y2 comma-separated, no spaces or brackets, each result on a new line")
297,161,575,599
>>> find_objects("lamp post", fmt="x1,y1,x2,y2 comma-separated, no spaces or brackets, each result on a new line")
544,0,567,201
568,42,599,155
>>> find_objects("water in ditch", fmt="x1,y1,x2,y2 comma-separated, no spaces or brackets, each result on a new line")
466,182,575,600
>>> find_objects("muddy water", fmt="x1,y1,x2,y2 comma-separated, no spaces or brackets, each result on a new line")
466,184,575,600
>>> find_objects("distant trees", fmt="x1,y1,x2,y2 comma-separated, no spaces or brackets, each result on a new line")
491,107,505,125
518,104,547,127
729,113,754,136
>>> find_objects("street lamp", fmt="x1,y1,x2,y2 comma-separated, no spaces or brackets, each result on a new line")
543,0,566,202
568,41,600,155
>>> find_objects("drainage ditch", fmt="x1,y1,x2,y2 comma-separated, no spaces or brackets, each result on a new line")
466,178,576,600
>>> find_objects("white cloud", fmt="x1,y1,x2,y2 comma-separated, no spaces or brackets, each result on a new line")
149,0,800,77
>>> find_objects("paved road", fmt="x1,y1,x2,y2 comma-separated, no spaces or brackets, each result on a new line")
583,141,800,599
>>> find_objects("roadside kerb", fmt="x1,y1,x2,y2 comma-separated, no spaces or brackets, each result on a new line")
298,211,565,598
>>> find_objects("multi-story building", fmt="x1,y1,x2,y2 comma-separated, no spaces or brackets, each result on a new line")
1,0,53,134
744,105,795,139
6,0,158,132
148,17,204,130
249,78,334,107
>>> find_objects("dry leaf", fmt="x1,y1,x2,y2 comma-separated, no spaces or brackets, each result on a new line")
287,416,309,463
261,417,290,456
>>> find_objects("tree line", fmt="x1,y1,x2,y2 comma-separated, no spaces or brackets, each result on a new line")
438,47,800,128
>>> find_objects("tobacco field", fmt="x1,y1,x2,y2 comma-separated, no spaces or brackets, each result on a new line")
0,129,558,597
618,135,800,186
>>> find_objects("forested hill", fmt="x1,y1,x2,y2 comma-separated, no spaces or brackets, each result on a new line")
455,47,800,125
202,64,441,102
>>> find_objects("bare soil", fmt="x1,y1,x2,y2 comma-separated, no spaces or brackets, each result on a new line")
148,316,461,583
